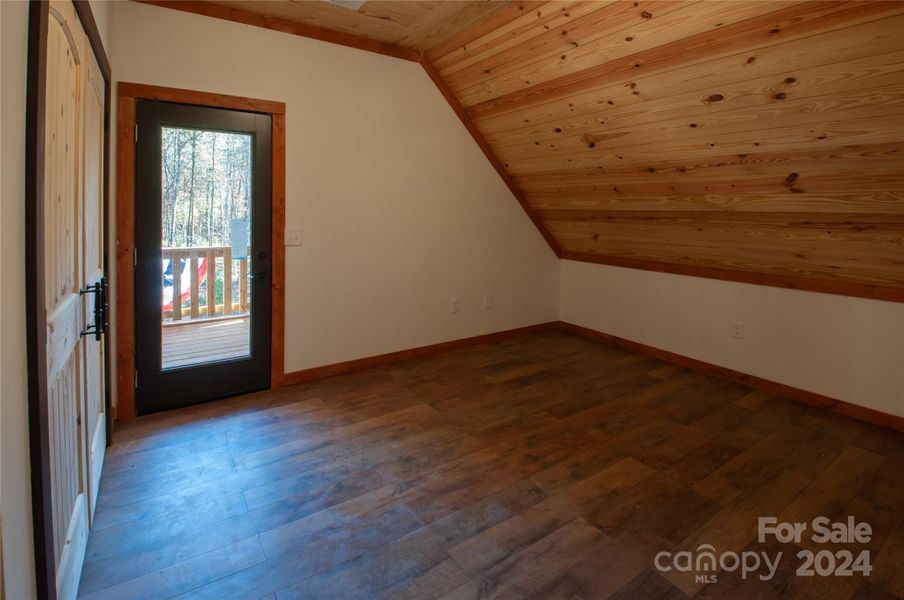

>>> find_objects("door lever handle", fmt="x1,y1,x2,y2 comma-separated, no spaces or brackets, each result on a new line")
251,270,267,281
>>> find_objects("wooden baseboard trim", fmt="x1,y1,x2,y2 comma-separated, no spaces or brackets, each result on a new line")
557,321,904,433
271,319,901,433
283,322,559,386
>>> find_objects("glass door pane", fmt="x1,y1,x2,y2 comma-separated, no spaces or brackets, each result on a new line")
159,126,253,369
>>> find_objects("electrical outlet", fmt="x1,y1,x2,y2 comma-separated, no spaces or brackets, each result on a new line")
483,294,493,309
730,320,744,339
450,297,461,313
285,228,303,246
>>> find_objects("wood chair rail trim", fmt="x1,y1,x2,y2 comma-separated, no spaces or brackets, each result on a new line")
115,82,287,421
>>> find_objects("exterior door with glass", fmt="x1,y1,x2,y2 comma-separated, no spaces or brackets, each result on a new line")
134,100,272,414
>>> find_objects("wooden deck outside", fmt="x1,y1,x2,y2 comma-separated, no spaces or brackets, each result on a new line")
161,317,250,369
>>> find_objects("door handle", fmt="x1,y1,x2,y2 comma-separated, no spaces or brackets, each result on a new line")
251,270,267,281
80,277,108,341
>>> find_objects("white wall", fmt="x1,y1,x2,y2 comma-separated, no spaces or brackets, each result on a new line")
89,0,112,52
1,1,35,597
560,260,904,417
110,1,559,378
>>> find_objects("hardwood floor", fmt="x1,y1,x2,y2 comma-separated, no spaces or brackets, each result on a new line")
79,331,904,599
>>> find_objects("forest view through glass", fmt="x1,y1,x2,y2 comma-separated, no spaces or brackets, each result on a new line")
160,126,253,369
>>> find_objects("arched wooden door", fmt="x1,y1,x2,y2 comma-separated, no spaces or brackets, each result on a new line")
29,1,109,597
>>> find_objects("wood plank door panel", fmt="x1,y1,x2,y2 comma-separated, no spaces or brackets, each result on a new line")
81,28,106,524
44,2,89,597
39,1,108,597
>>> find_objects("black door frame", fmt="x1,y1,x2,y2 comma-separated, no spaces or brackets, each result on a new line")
25,2,112,598
134,101,272,414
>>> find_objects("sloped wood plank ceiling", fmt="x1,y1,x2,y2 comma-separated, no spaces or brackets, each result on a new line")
139,0,904,301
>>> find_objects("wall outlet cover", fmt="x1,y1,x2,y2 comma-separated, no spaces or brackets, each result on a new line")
285,228,303,246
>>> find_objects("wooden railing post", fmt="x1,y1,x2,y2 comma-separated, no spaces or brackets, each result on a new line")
239,256,248,312
171,250,182,321
223,247,233,315
190,255,200,319
206,250,216,318
162,245,250,323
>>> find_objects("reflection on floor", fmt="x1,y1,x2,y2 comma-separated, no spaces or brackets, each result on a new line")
161,316,250,369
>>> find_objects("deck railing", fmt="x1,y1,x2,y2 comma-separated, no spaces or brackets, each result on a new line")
162,245,250,323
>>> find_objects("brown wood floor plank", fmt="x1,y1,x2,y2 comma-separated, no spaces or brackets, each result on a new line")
447,457,654,576
78,332,904,599
276,478,549,599
78,536,265,600
441,518,609,599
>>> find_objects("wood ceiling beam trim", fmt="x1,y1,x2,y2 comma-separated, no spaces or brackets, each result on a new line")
514,142,904,184
538,210,904,223
549,229,904,276
527,192,904,215
135,0,422,62
420,57,562,257
464,0,903,119
561,251,904,302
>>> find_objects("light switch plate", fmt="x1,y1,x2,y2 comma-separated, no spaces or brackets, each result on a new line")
285,228,303,246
